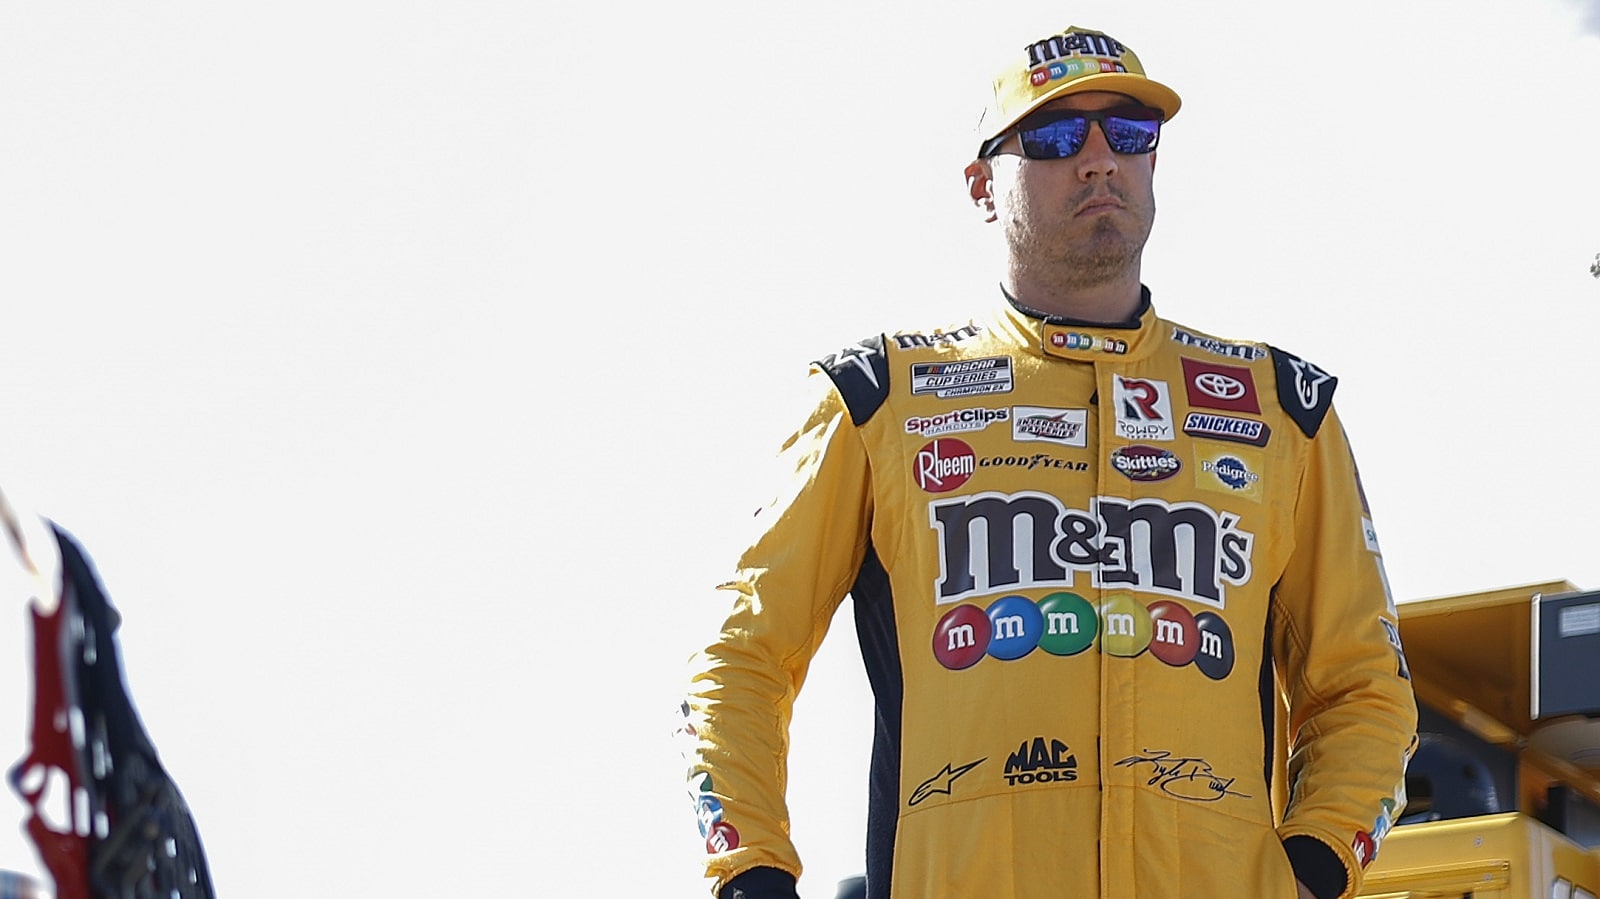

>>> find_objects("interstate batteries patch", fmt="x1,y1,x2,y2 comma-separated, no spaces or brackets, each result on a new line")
910,356,1014,398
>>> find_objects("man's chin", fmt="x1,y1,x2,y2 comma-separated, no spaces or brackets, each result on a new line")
1056,240,1143,286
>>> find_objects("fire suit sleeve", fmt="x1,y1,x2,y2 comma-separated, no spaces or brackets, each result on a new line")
1271,405,1417,899
682,366,875,894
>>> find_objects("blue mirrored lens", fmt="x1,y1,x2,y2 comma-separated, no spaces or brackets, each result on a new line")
1020,118,1091,159
1016,110,1161,159
1102,116,1160,154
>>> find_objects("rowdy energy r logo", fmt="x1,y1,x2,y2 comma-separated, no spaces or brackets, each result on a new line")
928,492,1253,608
932,590,1235,679
1113,376,1173,441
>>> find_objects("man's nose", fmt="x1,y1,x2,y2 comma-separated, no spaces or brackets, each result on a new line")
1075,122,1119,180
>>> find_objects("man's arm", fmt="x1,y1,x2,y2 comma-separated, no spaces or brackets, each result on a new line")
680,370,875,897
1272,407,1417,899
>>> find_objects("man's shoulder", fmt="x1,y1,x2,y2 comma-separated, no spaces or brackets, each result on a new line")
812,319,995,427
1159,318,1338,440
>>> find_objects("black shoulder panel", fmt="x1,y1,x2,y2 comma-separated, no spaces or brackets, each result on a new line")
816,335,891,427
1268,345,1338,438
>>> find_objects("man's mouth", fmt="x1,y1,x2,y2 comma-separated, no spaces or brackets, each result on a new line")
1076,196,1124,216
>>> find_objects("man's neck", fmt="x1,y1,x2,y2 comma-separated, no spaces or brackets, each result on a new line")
1003,266,1145,324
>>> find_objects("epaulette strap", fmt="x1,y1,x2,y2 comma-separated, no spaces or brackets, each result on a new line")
1268,346,1338,438
816,335,891,426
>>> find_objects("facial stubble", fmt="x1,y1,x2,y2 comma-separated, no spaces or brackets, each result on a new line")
1009,197,1154,293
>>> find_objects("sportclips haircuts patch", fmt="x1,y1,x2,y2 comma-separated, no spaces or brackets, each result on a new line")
928,492,1253,609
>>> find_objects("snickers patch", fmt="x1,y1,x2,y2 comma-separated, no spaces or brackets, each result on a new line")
1183,412,1270,447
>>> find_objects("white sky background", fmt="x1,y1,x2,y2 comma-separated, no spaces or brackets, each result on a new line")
0,0,1597,896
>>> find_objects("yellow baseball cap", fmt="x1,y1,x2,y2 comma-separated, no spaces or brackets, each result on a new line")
976,26,1182,156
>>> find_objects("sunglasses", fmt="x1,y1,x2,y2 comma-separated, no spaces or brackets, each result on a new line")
981,107,1163,160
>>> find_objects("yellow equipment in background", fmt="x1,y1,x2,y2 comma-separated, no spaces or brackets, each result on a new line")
1358,581,1600,898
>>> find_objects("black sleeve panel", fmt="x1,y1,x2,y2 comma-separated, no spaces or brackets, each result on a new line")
1268,346,1338,439
851,545,902,899
816,335,891,427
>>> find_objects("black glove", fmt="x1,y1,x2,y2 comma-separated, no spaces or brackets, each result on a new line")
720,867,800,899
1283,836,1347,899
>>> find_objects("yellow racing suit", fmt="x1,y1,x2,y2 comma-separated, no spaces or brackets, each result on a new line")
681,291,1416,899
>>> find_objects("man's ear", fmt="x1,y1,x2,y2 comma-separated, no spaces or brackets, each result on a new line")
965,159,997,223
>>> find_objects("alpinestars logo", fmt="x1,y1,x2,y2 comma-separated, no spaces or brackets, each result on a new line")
1005,737,1078,785
929,492,1253,609
832,340,883,388
909,758,985,806
1287,357,1333,411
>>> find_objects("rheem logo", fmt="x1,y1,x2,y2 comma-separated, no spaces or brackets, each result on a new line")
914,438,975,493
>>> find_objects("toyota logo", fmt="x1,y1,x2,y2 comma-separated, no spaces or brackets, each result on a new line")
1194,372,1246,401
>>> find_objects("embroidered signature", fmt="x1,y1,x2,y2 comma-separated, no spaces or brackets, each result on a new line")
1115,750,1251,802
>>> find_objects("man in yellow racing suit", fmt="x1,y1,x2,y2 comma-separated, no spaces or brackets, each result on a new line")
680,25,1415,899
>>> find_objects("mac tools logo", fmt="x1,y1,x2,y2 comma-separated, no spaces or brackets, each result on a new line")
1004,737,1078,786
928,492,1253,609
